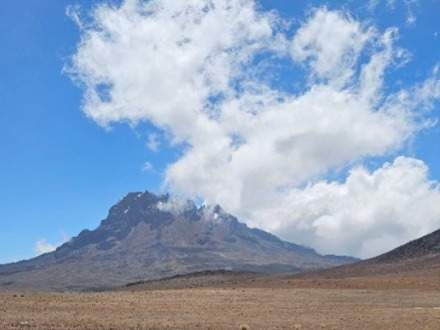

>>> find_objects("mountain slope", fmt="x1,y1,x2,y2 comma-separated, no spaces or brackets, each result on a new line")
296,228,440,279
0,191,355,291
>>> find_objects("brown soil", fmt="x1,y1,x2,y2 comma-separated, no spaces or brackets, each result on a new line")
1,272,440,329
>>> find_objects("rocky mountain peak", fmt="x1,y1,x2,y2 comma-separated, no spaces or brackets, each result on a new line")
108,191,167,217
0,190,356,291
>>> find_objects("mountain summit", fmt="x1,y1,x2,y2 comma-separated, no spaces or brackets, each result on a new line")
0,191,355,291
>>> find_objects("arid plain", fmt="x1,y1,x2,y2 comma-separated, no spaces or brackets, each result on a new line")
1,270,440,330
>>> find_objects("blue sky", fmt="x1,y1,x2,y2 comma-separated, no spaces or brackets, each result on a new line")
1,0,175,262
1,0,439,262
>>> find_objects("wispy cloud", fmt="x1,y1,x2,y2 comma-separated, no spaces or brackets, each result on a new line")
35,232,70,256
405,0,417,26
146,133,160,152
35,239,57,255
142,161,153,172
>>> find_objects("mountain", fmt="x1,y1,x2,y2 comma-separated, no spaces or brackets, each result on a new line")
296,228,440,279
0,191,356,291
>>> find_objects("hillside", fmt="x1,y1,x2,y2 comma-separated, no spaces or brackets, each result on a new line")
293,228,440,280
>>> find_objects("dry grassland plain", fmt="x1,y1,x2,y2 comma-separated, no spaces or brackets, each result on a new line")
1,275,440,330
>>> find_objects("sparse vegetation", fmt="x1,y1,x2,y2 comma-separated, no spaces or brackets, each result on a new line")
1,277,440,330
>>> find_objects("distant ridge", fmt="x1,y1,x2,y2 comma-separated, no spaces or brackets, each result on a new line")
0,191,356,291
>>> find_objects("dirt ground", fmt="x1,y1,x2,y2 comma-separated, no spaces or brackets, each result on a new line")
1,279,440,330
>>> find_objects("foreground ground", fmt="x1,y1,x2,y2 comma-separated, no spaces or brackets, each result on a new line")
1,272,440,330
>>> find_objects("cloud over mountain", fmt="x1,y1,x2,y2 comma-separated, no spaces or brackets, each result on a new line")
35,239,57,255
68,0,440,258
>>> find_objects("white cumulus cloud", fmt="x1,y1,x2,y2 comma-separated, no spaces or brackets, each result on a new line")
68,0,440,258
290,8,373,86
255,157,440,259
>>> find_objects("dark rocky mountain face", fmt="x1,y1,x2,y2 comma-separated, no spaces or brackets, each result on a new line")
373,228,440,263
296,228,440,280
0,191,356,291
